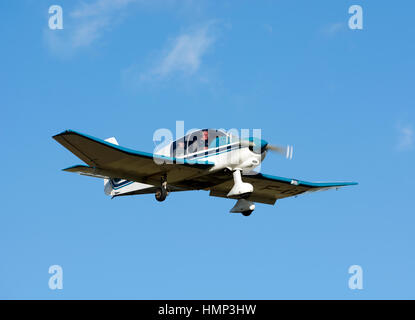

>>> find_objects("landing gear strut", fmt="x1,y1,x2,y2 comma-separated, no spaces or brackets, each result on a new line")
155,174,168,202
226,169,253,198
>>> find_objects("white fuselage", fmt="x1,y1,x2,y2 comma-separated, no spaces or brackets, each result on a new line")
107,137,266,198
156,141,266,173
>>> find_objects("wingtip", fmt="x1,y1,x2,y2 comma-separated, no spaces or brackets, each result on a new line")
333,181,359,187
52,129,74,139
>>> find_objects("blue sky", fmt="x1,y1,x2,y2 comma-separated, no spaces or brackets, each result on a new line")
1,0,414,299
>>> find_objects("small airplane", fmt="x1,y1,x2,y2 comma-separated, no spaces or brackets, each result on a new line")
53,129,357,216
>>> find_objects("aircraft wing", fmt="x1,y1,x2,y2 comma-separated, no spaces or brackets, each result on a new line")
53,130,214,186
208,172,358,205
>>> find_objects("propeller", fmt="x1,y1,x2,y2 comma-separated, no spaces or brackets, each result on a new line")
265,144,294,160
240,138,293,160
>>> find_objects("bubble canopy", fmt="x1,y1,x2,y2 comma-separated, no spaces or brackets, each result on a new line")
171,129,231,157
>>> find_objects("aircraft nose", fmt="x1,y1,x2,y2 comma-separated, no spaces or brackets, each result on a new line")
259,139,268,150
246,137,268,152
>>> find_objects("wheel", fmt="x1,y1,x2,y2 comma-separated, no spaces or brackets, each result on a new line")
155,187,167,202
241,210,253,217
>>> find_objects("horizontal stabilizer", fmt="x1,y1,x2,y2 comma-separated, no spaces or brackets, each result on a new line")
63,165,110,179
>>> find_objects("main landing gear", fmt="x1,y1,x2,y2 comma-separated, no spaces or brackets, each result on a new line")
155,175,168,202
155,187,167,202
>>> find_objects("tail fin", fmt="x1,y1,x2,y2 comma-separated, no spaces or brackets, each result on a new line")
104,137,119,195
104,137,119,146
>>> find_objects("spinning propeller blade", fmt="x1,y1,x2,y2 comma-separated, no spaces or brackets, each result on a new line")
240,138,293,160
265,144,293,160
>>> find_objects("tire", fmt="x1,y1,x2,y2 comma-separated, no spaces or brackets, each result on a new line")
242,210,253,217
155,187,167,202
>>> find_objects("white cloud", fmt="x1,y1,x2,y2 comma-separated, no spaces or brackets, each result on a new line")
397,124,414,151
137,22,216,82
322,22,344,36
263,23,273,34
70,16,109,48
70,0,137,19
45,0,138,56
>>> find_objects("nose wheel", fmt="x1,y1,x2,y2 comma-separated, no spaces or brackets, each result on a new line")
241,210,253,217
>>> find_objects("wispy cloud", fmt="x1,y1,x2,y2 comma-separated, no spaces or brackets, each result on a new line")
138,22,216,82
44,0,138,56
70,0,136,19
397,124,414,151
322,22,344,36
262,23,273,34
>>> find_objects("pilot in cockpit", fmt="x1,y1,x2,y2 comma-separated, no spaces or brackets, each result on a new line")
199,130,209,151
